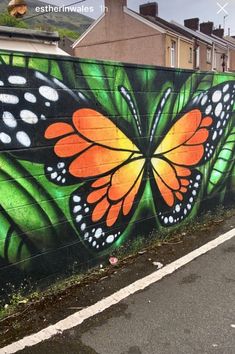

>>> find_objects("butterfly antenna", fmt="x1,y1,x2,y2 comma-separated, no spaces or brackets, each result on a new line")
119,86,142,135
150,88,172,142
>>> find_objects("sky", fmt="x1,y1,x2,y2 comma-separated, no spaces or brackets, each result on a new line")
38,0,235,35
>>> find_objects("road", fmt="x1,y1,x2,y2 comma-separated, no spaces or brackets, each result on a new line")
18,233,235,354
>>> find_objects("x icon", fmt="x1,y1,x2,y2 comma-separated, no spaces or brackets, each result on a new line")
217,2,229,14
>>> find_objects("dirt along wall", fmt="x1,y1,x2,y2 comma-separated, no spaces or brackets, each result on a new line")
0,50,234,295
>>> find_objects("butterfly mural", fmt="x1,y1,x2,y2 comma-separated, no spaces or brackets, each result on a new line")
0,58,234,260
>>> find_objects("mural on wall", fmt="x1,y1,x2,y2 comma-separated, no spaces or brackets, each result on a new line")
0,51,234,286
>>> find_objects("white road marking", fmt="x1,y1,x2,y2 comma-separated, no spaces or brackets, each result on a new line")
1,227,235,354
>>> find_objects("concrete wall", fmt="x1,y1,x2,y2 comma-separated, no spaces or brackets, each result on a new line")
0,50,234,293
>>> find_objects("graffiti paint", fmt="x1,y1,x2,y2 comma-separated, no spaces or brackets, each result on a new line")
0,51,234,290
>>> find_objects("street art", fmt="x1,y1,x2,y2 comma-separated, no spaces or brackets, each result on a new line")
0,51,234,289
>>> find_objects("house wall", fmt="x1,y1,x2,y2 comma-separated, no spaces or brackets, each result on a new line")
230,49,235,71
178,39,194,69
199,43,213,71
164,35,193,70
73,11,165,66
214,47,227,72
0,50,234,295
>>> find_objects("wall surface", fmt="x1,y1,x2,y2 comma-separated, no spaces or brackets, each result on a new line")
164,35,194,70
178,39,194,70
0,50,234,294
199,43,213,71
74,11,165,66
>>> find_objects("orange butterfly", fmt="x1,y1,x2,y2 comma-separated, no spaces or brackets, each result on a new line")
44,81,235,251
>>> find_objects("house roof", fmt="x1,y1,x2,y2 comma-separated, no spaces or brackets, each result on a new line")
137,13,193,40
0,26,69,56
171,21,213,45
225,36,235,45
172,21,235,50
0,26,60,42
124,7,193,42
0,38,69,55
211,34,235,50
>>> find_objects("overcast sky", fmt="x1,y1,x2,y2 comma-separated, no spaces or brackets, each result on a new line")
39,0,235,35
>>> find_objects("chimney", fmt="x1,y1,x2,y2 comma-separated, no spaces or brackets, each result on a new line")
200,21,214,35
104,0,127,14
140,2,158,17
213,25,224,38
184,18,199,31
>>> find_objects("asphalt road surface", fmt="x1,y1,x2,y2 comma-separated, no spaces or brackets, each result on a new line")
20,235,235,354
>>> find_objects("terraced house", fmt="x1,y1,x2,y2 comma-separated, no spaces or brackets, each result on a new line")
73,1,235,72
73,0,195,69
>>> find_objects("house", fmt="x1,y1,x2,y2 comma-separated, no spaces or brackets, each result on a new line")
73,1,195,69
173,19,214,71
0,26,69,56
59,36,74,56
225,35,235,71
174,19,235,72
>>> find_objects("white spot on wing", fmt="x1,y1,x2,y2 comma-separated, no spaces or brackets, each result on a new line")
106,235,114,244
81,223,86,231
73,205,81,213
16,131,31,147
2,111,17,128
24,92,36,103
73,195,81,203
223,84,229,93
205,105,212,115
20,110,38,124
8,76,26,85
95,228,102,239
212,90,222,103
215,103,223,117
0,132,11,144
39,86,59,102
0,94,19,104
76,215,82,222
212,131,217,141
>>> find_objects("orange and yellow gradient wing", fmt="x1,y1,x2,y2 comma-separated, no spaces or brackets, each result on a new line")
45,109,146,251
151,109,213,226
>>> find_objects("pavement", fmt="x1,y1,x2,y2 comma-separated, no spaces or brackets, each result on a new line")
18,233,235,354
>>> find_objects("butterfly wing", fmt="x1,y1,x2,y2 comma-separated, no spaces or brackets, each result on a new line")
70,157,146,251
187,81,235,160
0,65,89,185
0,66,146,250
46,108,146,251
151,81,235,226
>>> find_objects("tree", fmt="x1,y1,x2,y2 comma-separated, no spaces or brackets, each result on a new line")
0,12,28,28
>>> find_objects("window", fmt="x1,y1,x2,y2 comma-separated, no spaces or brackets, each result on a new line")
170,40,176,67
189,47,193,63
196,46,200,68
207,48,212,63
